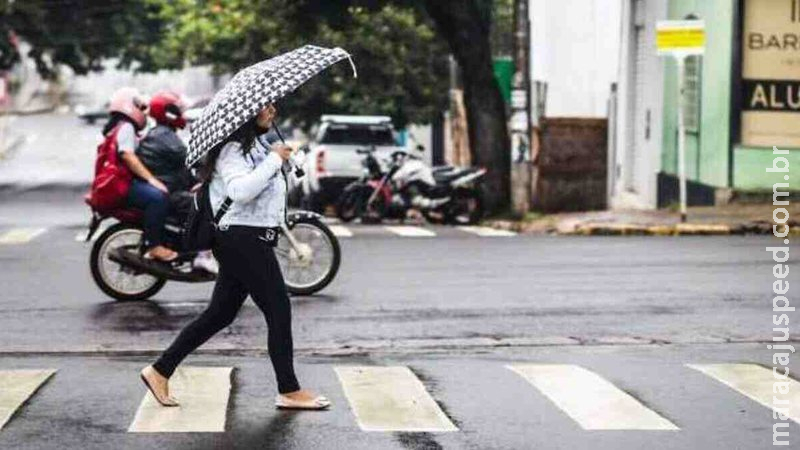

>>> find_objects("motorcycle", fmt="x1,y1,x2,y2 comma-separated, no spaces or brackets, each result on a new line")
85,146,341,302
336,146,485,225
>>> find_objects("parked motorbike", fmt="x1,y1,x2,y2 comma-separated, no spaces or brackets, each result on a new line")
336,146,485,225
85,146,341,302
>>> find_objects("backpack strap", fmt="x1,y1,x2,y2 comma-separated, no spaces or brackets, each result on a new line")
103,124,124,162
213,196,233,225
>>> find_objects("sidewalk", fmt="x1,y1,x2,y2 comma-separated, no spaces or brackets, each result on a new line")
487,203,800,236
0,112,99,192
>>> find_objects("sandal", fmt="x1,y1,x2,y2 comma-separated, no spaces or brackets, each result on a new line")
140,367,180,407
275,394,331,410
143,246,178,263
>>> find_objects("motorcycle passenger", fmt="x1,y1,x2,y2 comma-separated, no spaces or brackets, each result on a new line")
136,91,217,273
105,88,177,262
103,87,177,261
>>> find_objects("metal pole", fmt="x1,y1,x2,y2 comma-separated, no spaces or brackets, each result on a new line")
510,0,532,215
514,0,531,130
676,56,687,223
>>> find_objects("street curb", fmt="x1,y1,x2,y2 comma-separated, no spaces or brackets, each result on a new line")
0,182,90,196
566,222,800,236
0,336,796,358
486,218,800,236
0,134,25,160
571,223,733,236
0,105,57,116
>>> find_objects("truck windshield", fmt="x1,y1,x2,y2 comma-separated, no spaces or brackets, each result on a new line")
319,125,395,145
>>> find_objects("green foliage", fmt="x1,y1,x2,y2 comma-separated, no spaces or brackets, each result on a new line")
0,0,160,78
136,0,449,129
491,0,514,57
1,0,449,129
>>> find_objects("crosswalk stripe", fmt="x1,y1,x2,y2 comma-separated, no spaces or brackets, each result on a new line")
0,228,47,245
128,367,233,433
335,366,457,432
507,364,679,430
0,369,57,430
384,226,436,237
457,226,516,237
329,225,353,238
688,363,800,424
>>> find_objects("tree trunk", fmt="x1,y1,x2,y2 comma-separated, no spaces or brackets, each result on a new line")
423,0,510,212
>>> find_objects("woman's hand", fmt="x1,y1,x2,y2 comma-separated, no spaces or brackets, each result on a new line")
148,177,169,194
273,144,293,161
120,152,169,194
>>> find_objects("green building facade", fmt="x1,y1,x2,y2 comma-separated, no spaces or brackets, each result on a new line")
660,0,800,196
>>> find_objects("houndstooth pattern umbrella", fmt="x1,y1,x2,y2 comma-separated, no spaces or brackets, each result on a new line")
187,45,356,167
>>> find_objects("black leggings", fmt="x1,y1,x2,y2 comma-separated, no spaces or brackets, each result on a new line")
153,226,300,394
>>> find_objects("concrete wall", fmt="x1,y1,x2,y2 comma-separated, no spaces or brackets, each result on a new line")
536,118,608,211
530,0,623,118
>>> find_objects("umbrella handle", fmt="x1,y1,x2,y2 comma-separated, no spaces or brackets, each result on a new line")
272,122,305,178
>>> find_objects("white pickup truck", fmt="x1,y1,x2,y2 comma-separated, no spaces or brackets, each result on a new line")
300,115,404,212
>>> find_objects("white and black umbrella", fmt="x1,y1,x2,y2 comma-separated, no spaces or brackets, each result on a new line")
187,45,357,167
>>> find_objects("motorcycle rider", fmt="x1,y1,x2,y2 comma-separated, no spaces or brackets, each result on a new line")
136,91,194,203
104,87,177,262
136,91,217,273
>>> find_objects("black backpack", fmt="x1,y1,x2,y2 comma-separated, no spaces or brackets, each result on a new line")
183,182,232,251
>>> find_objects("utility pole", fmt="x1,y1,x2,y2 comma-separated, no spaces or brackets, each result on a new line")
510,0,532,216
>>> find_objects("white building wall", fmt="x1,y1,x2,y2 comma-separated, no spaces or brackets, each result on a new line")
609,0,667,210
530,0,623,118
66,61,223,108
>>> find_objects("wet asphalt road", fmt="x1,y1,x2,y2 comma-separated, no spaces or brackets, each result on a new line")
1,344,797,450
0,191,797,449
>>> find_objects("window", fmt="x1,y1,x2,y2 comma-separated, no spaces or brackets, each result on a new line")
683,55,702,134
319,124,396,146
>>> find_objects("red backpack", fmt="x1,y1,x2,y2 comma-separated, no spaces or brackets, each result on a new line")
86,125,133,212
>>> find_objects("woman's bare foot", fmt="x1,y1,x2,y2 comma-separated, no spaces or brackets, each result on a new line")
140,365,179,407
144,246,178,262
276,389,330,410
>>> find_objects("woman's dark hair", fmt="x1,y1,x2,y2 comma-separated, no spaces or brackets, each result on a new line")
102,112,137,135
198,117,268,181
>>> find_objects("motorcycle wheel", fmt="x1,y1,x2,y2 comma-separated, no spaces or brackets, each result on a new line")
90,223,167,301
361,190,388,224
336,183,365,223
276,216,341,296
446,189,484,225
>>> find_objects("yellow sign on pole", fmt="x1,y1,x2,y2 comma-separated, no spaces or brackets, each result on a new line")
656,20,706,56
656,20,705,223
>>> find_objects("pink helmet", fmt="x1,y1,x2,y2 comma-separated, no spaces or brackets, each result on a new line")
108,87,147,130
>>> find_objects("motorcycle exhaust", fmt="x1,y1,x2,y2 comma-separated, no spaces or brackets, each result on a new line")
451,168,487,188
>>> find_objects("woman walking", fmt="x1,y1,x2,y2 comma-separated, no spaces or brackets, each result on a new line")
140,103,330,410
